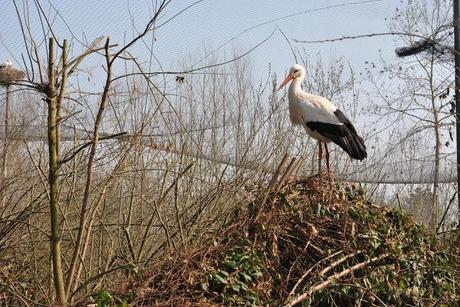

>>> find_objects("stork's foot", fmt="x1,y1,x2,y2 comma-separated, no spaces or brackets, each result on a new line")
315,172,334,203
327,172,334,192
317,174,323,191
327,175,335,203
313,173,328,201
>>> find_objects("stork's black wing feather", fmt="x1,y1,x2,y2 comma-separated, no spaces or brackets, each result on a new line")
306,122,348,137
334,109,357,133
306,109,367,160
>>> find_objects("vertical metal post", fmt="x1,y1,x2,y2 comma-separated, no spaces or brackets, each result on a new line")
454,0,460,227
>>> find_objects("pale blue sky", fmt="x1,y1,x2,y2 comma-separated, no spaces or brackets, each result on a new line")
0,0,400,83
1,0,456,184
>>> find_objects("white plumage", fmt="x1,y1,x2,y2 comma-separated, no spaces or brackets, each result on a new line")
288,91,339,143
0,59,13,70
278,64,367,187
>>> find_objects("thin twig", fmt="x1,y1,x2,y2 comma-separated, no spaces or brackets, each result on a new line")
318,251,360,277
285,254,389,307
293,31,453,53
287,250,343,298
437,191,457,233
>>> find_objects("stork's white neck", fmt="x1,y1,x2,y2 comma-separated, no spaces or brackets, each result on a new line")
288,75,318,104
289,75,306,96
287,76,306,126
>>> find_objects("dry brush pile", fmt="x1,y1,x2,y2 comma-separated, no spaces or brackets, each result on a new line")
112,170,459,306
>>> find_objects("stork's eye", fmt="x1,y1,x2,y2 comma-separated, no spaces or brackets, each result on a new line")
294,70,298,73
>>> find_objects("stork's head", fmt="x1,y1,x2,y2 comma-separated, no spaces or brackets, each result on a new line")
277,64,305,90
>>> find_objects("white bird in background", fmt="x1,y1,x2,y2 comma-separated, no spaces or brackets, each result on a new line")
278,64,367,189
0,59,13,70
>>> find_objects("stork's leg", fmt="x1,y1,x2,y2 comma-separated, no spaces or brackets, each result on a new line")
324,143,333,191
318,141,323,188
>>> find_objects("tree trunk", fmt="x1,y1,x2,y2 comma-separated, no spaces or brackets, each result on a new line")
1,85,10,214
47,38,67,306
430,51,440,232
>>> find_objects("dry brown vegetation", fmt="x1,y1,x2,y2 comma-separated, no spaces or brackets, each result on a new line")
110,173,459,306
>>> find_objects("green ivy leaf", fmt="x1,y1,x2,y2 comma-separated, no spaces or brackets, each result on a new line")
214,274,228,285
241,273,252,282
398,278,407,289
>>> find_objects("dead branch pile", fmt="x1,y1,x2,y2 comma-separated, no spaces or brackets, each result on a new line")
114,176,459,306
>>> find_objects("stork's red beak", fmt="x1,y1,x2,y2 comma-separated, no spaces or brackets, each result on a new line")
277,74,294,91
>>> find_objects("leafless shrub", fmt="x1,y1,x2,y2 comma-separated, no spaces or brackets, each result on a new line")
4,1,453,305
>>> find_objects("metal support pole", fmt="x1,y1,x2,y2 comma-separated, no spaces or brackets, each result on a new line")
454,0,460,227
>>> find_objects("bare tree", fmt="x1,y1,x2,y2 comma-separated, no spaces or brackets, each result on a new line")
382,0,453,230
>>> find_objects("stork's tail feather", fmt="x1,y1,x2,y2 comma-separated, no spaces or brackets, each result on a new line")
333,131,367,160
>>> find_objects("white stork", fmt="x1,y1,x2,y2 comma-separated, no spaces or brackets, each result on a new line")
0,59,13,70
278,64,367,188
